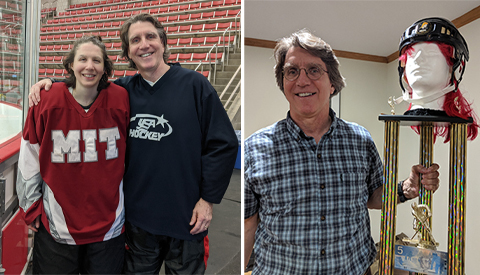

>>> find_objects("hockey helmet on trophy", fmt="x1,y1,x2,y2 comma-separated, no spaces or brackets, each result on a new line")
398,17,469,92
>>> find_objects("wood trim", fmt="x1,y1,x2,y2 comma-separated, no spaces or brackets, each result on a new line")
333,50,387,63
245,37,388,63
387,51,399,64
245,37,276,49
246,5,480,64
452,5,480,28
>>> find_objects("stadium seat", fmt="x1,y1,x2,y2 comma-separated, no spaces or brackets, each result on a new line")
45,55,53,63
178,14,189,21
108,31,118,38
191,24,203,31
53,56,63,63
167,26,179,33
112,42,122,50
202,12,214,19
178,38,191,46
38,68,46,77
113,70,125,78
200,1,212,8
197,70,209,78
217,22,231,30
177,53,192,62
124,70,137,77
209,52,223,61
168,53,178,62
179,25,191,32
204,23,217,31
167,39,178,46
205,36,220,45
167,15,178,22
108,55,118,62
190,53,207,62
189,3,200,9
227,9,240,17
45,68,55,78
214,10,227,17
54,69,64,77
220,35,235,45
191,37,205,46
190,13,201,20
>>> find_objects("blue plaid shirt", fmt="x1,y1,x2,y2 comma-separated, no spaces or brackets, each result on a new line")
245,109,383,275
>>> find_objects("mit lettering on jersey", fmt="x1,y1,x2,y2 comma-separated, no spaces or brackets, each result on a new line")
51,127,120,163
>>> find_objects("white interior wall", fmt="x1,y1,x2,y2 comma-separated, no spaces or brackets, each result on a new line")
244,19,480,272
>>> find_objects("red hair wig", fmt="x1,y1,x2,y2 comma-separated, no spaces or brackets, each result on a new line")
400,42,478,142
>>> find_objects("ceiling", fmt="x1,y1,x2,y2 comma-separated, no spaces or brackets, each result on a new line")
244,1,480,61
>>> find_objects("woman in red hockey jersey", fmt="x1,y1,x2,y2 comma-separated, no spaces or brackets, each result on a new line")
16,36,130,274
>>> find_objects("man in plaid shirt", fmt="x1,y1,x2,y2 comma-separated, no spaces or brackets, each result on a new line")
244,30,440,275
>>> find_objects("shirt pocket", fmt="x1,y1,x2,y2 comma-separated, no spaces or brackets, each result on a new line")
339,172,368,216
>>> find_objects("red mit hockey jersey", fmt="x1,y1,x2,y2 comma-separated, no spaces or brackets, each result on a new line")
17,82,129,245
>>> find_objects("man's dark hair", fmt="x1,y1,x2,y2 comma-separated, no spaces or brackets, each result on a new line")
119,13,170,69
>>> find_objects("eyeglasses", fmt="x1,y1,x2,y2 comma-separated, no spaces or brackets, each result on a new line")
283,65,328,81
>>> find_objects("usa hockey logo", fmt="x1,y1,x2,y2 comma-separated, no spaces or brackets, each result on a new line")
129,114,173,141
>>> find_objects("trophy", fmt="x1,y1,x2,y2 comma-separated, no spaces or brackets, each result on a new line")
378,18,478,275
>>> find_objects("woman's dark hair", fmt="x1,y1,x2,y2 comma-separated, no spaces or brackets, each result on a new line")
63,35,113,91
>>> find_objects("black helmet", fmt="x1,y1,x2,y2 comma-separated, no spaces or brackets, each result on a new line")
398,17,469,92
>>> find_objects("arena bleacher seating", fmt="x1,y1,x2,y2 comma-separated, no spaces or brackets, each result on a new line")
38,0,241,82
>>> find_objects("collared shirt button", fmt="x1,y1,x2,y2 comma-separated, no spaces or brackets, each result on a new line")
317,153,321,159
321,215,326,221
321,249,326,255
320,184,325,189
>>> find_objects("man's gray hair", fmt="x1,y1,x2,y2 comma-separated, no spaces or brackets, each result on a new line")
274,29,346,96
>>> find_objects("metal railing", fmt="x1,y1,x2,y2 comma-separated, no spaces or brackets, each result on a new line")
219,64,240,110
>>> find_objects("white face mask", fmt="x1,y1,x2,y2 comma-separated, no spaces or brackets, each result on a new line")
404,42,453,110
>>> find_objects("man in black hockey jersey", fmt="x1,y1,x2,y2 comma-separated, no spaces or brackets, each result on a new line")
29,13,238,275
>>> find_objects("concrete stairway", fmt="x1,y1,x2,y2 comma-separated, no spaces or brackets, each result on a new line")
213,48,241,129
